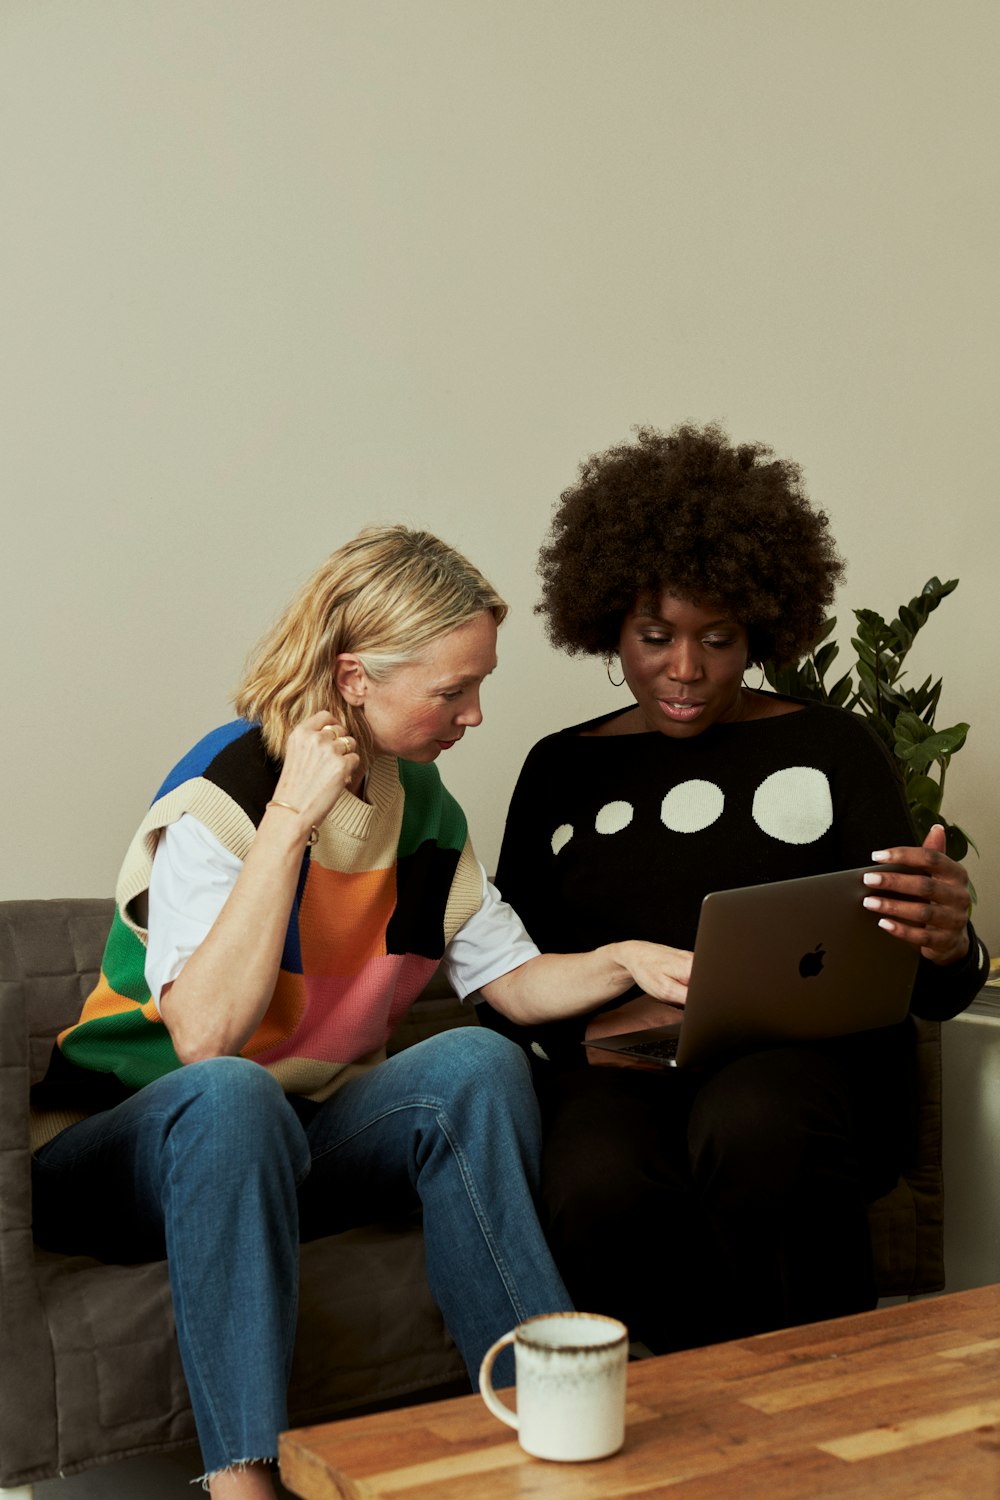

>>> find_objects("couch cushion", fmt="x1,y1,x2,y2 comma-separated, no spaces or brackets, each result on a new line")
29,1225,465,1479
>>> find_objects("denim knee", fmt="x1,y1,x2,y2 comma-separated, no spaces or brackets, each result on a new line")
172,1055,287,1112
162,1058,310,1181
425,1026,534,1103
436,1024,530,1072
402,1028,541,1162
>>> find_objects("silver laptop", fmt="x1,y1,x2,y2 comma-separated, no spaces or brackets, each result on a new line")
585,865,919,1070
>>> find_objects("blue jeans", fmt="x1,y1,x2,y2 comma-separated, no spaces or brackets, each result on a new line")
32,1029,571,1477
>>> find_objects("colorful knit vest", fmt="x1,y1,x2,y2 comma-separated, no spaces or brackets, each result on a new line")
58,721,483,1099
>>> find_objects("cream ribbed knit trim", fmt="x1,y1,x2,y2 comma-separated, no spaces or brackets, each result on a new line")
116,778,257,939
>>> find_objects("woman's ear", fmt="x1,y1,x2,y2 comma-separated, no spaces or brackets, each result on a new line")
335,654,368,707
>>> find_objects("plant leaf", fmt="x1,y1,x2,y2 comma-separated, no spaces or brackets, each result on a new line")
904,772,943,816
943,823,970,862
828,674,855,708
895,723,970,769
813,641,839,679
767,579,972,883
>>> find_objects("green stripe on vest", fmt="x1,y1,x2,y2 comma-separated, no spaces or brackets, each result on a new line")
101,908,153,1002
60,1008,183,1090
396,760,467,857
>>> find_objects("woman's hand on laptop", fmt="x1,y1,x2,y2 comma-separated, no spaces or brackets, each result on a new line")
583,940,690,1067
613,940,693,1005
863,824,971,965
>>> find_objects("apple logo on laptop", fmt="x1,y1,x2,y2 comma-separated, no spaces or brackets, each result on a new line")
799,943,826,979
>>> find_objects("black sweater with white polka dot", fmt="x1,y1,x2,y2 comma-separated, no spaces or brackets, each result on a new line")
490,698,986,1048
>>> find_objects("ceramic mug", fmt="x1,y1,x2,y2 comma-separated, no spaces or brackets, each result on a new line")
478,1311,629,1462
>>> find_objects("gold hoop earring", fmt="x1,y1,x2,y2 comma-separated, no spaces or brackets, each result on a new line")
743,661,765,691
606,655,625,688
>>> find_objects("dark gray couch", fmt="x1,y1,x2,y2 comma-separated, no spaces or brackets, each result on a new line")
0,897,944,1490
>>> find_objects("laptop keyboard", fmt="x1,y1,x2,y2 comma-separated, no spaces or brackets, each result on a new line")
619,1035,680,1063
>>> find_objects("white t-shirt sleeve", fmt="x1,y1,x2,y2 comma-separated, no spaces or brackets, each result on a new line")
144,813,243,1003
442,861,541,1001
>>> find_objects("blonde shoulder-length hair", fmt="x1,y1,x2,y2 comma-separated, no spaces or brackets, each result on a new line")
234,526,508,760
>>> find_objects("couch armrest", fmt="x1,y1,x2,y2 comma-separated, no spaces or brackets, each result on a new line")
0,908,60,1480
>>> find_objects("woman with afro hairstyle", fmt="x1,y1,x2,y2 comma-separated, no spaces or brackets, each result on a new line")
481,422,987,1353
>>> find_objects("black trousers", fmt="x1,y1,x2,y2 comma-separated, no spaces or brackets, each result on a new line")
534,1024,918,1353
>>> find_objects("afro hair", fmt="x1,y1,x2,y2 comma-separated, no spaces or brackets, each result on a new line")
537,422,844,667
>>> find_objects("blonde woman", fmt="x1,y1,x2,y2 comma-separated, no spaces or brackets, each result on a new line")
31,527,689,1499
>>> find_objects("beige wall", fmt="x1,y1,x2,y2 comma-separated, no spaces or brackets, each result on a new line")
3,0,997,951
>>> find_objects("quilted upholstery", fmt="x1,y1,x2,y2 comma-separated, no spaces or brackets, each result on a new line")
0,898,943,1487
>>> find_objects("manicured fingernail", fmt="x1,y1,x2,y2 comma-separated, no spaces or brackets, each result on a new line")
863,873,882,886
864,897,882,911
878,918,895,931
871,850,891,862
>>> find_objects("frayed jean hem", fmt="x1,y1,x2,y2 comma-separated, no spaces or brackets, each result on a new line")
193,1455,277,1489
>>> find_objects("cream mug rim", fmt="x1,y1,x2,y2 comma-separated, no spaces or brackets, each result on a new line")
514,1310,628,1354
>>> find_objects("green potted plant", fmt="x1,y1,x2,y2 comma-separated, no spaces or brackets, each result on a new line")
763,577,974,867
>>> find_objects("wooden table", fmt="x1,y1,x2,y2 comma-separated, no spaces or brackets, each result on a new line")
280,1284,1000,1497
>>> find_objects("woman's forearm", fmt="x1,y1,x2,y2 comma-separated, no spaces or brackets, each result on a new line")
159,713,361,1062
159,806,312,1062
479,940,692,1025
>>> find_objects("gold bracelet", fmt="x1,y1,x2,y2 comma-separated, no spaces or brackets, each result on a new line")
266,799,320,846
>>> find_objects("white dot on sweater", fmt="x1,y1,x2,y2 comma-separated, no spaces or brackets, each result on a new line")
660,779,725,833
595,801,634,835
752,767,833,844
551,823,574,855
